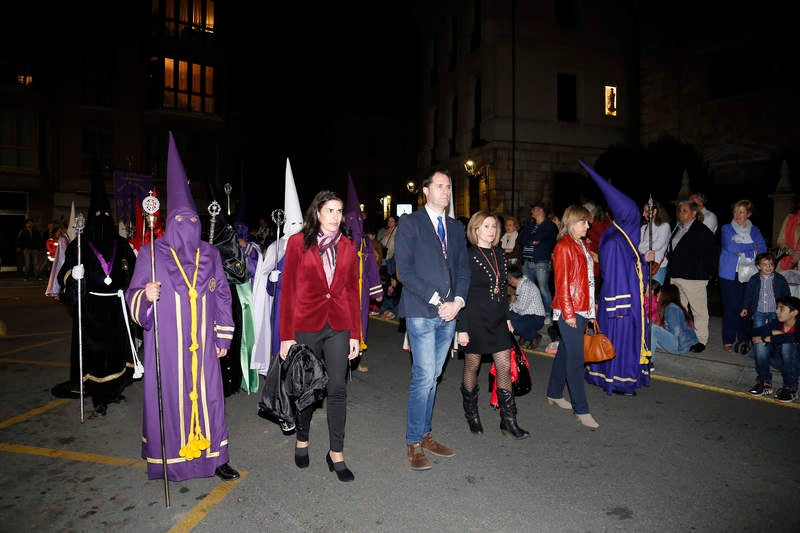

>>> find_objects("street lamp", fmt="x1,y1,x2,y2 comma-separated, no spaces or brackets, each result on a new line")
380,195,392,220
464,159,488,182
406,180,418,193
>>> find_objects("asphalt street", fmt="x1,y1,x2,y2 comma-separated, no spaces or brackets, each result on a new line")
0,277,798,532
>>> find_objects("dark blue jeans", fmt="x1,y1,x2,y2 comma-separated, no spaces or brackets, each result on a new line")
720,277,748,345
523,260,552,316
753,339,799,390
508,310,544,341
546,315,590,414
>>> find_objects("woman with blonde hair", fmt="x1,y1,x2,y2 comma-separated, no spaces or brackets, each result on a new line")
545,204,599,429
500,215,521,271
456,211,529,439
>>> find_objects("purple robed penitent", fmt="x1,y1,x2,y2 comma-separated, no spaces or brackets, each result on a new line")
581,161,650,394
125,132,234,481
345,175,383,346
127,241,233,481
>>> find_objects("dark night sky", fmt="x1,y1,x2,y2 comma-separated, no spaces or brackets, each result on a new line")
234,3,421,221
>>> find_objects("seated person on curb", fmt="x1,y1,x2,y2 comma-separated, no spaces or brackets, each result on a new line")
748,295,800,403
507,270,545,349
650,283,698,356
379,273,402,319
741,252,790,335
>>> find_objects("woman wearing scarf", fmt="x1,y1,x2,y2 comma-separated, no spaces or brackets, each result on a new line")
719,200,767,351
279,190,361,482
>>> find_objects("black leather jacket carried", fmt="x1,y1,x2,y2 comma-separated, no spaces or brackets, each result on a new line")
258,343,329,423
282,343,329,411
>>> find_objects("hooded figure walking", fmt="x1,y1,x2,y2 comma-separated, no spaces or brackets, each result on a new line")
52,158,138,415
126,132,239,482
581,161,652,396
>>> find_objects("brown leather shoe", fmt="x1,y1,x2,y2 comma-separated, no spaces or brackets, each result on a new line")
421,433,455,457
407,442,432,470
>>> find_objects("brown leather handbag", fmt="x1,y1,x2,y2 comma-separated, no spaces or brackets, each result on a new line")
584,319,616,363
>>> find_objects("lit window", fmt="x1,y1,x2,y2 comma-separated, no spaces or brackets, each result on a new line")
161,57,215,114
605,85,617,117
156,0,215,37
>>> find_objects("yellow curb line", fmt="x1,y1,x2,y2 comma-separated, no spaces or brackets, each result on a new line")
1,358,69,367
0,330,70,339
526,348,800,409
0,398,247,531
0,336,70,358
0,442,147,469
0,398,71,429
167,472,248,533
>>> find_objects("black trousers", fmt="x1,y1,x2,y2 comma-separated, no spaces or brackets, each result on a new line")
294,323,350,452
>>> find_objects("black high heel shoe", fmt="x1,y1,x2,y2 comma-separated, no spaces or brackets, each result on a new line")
294,447,309,468
325,452,354,482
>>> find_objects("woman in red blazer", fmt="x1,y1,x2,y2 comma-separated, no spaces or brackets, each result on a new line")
279,190,361,482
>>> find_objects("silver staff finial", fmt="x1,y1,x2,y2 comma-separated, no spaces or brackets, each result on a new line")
271,208,285,228
142,190,160,216
224,182,232,215
207,200,221,243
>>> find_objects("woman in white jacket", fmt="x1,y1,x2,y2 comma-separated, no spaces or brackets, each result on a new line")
639,200,672,285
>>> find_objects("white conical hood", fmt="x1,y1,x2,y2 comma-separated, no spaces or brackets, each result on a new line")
283,158,303,237
67,201,76,241
448,191,455,218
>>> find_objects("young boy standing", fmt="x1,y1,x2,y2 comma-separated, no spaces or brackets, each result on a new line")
741,252,791,336
747,295,800,402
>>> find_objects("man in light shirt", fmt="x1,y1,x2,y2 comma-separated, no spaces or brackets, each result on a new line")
689,192,718,235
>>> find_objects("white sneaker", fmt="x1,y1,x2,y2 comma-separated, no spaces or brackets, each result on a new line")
546,341,559,354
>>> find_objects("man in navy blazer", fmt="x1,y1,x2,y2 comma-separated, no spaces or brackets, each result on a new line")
395,169,470,471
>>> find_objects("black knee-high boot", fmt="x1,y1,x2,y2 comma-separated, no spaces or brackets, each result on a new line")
497,388,530,439
460,384,483,434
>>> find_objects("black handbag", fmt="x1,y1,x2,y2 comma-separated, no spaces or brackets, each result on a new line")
488,334,533,403
510,334,532,397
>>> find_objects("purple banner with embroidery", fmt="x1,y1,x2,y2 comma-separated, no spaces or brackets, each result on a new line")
112,170,157,232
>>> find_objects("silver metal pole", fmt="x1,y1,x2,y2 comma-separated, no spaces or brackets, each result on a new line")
143,192,170,508
74,213,85,423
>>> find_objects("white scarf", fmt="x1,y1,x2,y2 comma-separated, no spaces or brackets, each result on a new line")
501,230,518,249
731,219,753,244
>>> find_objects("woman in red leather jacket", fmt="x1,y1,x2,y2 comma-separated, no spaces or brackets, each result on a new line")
545,205,600,429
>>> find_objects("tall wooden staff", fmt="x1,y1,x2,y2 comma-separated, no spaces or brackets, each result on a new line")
74,213,86,422
142,191,170,507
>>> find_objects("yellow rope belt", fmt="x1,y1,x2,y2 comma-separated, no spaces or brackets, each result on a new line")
170,247,210,460
357,240,366,351
612,221,652,360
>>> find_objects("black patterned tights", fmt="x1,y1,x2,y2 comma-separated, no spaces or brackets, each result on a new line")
462,349,512,392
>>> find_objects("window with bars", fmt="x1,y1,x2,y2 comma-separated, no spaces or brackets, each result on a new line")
0,108,38,171
153,0,215,38
160,57,215,113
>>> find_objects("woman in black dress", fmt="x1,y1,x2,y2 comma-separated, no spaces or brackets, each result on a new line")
456,211,529,439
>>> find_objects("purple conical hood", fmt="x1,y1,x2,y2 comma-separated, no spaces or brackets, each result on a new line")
345,173,364,244
579,160,639,241
165,132,201,261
